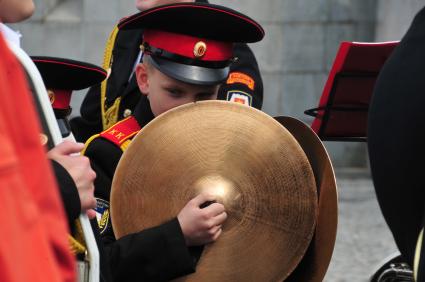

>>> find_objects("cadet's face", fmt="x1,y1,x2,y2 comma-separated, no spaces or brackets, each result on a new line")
135,0,194,12
136,62,219,117
0,0,35,23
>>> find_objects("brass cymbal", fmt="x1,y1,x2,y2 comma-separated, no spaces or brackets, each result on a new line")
274,116,338,282
111,101,318,281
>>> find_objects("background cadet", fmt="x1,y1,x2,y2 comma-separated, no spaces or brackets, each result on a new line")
83,3,263,281
34,56,117,281
70,0,263,143
33,56,108,228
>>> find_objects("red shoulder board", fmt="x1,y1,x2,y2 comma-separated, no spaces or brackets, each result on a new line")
99,116,141,146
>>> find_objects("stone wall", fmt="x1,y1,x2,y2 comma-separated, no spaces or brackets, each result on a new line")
10,0,385,167
212,0,377,167
375,0,425,41
10,0,136,64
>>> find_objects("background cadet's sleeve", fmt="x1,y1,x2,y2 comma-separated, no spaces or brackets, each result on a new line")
218,43,264,110
84,137,121,200
51,160,81,231
70,83,103,143
83,137,122,244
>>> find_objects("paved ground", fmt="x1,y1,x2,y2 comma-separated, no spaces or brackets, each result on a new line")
323,171,399,282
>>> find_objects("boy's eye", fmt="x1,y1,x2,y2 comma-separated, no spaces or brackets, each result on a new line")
166,88,182,97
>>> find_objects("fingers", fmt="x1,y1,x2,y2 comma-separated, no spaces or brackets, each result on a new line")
46,141,98,217
190,192,217,207
210,225,223,242
81,160,96,181
86,209,97,220
50,141,85,156
209,210,227,227
190,193,227,223
87,192,97,209
179,193,228,246
79,184,97,211
202,225,223,244
203,202,225,216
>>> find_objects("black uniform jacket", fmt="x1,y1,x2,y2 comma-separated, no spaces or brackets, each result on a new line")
70,27,263,143
368,5,425,270
84,97,199,281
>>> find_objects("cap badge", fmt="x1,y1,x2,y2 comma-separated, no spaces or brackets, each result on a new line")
47,90,55,104
194,41,207,58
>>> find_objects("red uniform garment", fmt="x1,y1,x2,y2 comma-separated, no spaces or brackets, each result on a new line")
0,34,75,281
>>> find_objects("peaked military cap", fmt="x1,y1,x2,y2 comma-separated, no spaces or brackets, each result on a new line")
32,56,107,137
118,2,264,85
32,56,107,111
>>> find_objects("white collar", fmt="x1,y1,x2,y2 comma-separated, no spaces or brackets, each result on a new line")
0,23,21,47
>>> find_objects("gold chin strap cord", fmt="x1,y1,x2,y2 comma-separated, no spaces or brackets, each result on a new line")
69,220,87,255
101,25,121,130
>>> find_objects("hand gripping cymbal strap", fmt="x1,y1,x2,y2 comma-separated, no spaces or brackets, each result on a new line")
8,42,100,282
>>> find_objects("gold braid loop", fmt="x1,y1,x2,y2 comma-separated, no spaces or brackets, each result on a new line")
69,219,87,255
101,25,120,130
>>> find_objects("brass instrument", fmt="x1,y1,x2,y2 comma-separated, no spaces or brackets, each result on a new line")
370,253,414,282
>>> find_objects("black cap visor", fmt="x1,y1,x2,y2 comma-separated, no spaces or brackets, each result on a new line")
147,55,229,86
31,56,107,90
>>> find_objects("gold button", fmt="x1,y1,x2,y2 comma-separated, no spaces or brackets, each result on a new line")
123,109,132,118
47,90,55,104
39,133,48,146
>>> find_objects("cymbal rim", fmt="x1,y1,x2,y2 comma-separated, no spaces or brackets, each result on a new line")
275,116,338,282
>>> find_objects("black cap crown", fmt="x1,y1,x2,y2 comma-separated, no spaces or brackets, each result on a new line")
118,3,264,85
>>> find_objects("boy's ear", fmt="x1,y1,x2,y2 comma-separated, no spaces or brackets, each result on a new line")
135,63,149,95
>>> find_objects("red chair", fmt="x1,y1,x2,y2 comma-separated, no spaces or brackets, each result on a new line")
305,41,398,141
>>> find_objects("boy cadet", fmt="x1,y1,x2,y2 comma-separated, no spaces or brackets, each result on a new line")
83,3,264,281
70,0,263,143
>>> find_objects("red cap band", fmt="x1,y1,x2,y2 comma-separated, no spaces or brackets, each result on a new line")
50,89,72,110
143,29,233,61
